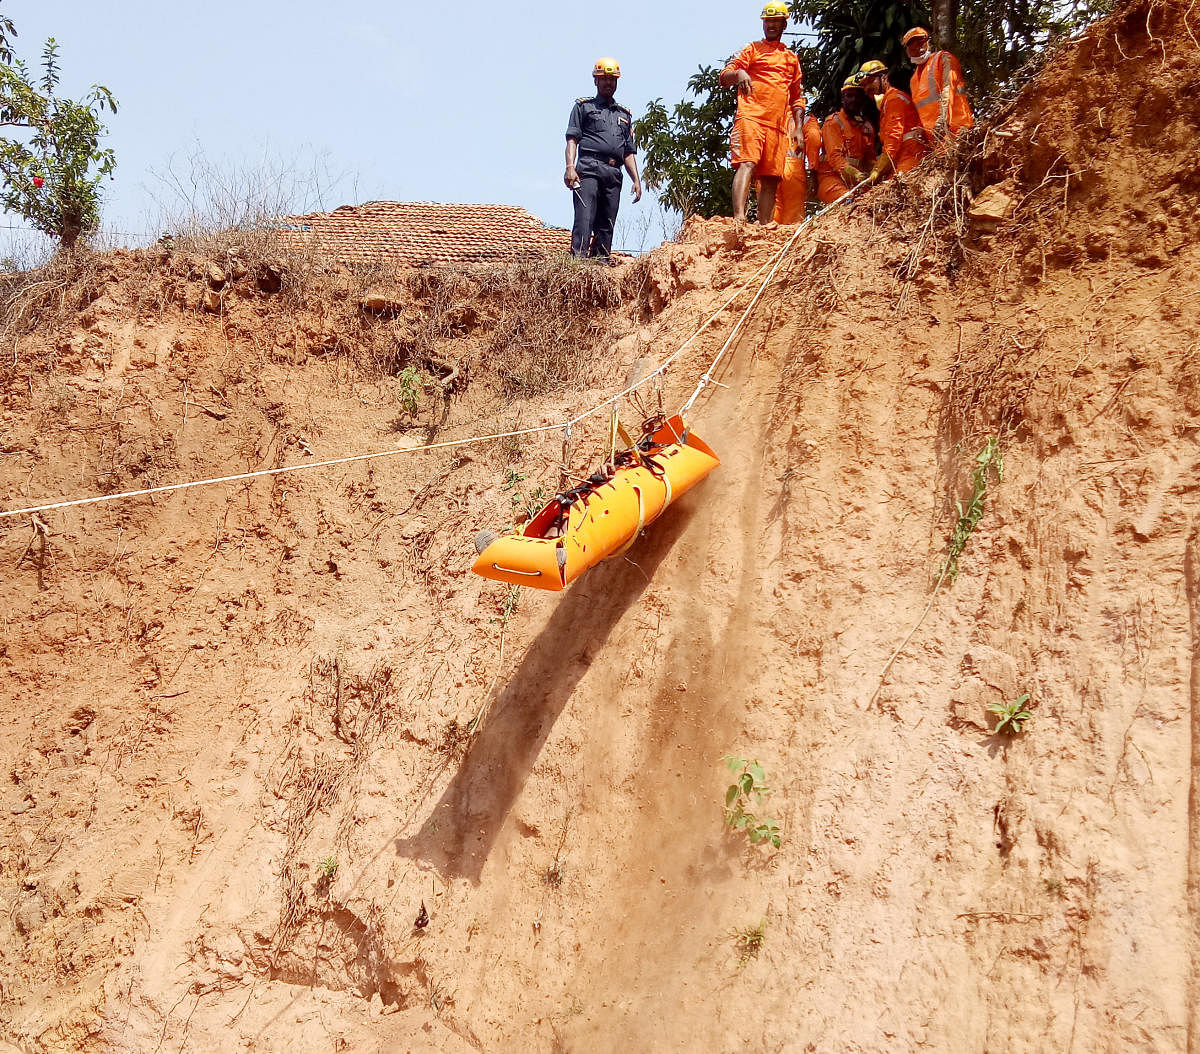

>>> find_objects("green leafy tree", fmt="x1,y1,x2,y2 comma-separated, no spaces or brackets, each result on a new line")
793,0,1110,109
788,0,929,115
0,14,117,249
955,0,1116,101
634,64,735,219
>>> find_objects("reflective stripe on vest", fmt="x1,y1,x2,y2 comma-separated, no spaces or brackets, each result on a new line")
833,112,867,166
915,52,951,121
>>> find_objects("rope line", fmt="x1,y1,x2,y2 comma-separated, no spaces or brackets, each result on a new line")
0,424,568,520
680,223,807,414
679,189,854,416
0,233,800,523
564,246,784,430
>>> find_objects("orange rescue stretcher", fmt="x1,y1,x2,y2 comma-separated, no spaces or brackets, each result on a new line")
472,414,719,592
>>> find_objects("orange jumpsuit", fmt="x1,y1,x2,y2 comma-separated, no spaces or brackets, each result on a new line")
817,110,876,204
723,41,804,179
804,112,821,171
879,85,929,174
773,114,822,224
910,51,974,140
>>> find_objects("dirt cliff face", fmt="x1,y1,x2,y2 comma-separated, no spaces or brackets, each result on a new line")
2,1,1199,1050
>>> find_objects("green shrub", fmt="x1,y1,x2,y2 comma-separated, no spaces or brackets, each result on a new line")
988,693,1032,735
723,756,782,849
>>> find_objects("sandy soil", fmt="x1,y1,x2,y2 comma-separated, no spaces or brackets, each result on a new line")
2,1,1199,1050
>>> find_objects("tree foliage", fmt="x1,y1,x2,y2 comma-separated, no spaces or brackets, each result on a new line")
955,0,1117,100
0,10,117,248
634,65,735,220
789,0,929,116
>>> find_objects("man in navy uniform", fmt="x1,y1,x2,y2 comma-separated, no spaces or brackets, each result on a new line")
564,57,642,260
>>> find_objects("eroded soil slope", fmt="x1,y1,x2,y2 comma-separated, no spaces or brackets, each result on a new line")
2,1,1199,1050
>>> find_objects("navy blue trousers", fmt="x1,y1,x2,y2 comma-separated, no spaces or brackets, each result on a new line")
570,157,623,258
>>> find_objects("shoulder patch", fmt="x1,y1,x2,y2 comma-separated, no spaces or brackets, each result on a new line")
615,103,632,116
577,96,591,104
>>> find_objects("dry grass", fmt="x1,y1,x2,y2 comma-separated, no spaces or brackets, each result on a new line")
0,138,642,400
308,655,402,763
388,254,640,396
0,235,639,415
476,255,626,395
940,324,1051,454
381,268,480,380
264,655,408,964
272,750,347,957
0,247,110,373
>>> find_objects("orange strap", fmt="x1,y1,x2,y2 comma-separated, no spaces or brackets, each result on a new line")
833,112,867,167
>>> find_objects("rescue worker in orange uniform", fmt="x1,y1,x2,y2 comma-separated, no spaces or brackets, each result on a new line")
803,112,822,194
902,27,974,144
719,1,806,224
857,59,930,183
817,78,877,204
772,111,822,224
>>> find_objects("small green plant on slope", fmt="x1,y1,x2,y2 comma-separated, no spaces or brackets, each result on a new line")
502,467,546,522
316,856,338,879
723,756,782,848
870,437,1005,705
988,693,1032,735
490,583,520,627
466,583,522,736
396,365,425,417
730,920,767,966
940,436,1004,582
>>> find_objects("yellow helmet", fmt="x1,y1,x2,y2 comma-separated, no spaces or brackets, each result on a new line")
841,75,867,92
859,59,887,76
761,1,789,18
593,57,621,77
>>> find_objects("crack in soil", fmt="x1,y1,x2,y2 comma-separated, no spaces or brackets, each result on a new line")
1185,529,1200,1054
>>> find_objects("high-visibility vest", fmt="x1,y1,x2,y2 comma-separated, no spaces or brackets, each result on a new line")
880,87,931,172
911,51,974,135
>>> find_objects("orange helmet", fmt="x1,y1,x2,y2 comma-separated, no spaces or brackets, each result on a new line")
593,57,621,77
902,27,930,45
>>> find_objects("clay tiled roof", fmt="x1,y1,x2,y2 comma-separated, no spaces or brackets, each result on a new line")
271,201,572,267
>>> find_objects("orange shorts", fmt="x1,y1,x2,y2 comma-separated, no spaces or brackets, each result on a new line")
730,117,788,179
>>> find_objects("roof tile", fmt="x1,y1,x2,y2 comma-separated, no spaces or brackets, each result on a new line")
273,201,573,266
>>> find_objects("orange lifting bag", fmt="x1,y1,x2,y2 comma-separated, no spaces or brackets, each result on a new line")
472,415,719,592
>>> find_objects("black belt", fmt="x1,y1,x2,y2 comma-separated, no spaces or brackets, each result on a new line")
580,152,621,167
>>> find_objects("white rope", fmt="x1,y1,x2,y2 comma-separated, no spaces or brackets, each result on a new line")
679,225,806,414
0,243,789,523
563,248,781,429
0,424,567,520
678,189,854,416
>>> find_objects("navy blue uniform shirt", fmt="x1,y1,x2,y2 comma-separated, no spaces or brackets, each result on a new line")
566,96,637,162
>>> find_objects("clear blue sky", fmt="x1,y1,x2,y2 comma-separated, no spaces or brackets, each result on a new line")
6,1,804,254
